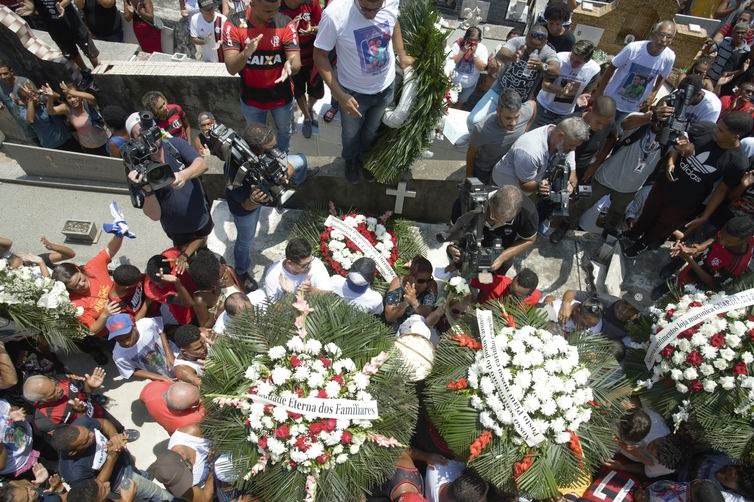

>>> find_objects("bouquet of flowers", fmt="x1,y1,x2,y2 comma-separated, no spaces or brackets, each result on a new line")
0,259,85,351
626,282,754,459
319,213,398,277
201,293,418,502
425,304,630,498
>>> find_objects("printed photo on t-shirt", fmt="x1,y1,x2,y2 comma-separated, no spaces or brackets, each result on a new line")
353,23,391,74
553,76,581,104
619,63,654,101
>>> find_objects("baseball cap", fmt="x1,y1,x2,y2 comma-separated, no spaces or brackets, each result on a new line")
398,314,432,340
125,112,140,138
348,257,377,286
621,287,652,313
154,450,194,497
106,313,133,339
198,0,214,9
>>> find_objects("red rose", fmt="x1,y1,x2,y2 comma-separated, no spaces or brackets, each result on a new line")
332,374,345,385
690,380,703,393
749,328,754,342
289,461,297,469
295,387,304,397
288,411,302,420
665,308,676,320
290,355,302,368
309,422,323,435
686,351,703,367
320,356,332,368
655,327,663,334
295,435,310,451
689,301,703,308
718,313,728,319
275,425,290,439
661,346,674,359
710,333,726,348
316,454,329,465
341,431,353,444
258,436,268,449
678,328,695,340
324,419,336,432
317,389,328,398
734,363,748,376
748,314,754,322
264,404,274,414
248,386,257,394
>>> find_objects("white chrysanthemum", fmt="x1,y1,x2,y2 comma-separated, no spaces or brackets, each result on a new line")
479,376,495,396
324,343,342,357
245,365,260,381
287,337,305,352
703,379,718,393
271,367,292,385
572,368,590,386
294,365,311,382
307,372,325,389
540,400,557,416
683,368,698,381
700,363,715,376
336,454,349,464
676,383,689,394
307,442,325,460
304,339,322,355
353,372,370,390
257,381,274,396
720,376,736,390
522,395,541,413
743,352,754,364
325,380,342,398
720,348,737,361
349,444,361,455
272,406,288,423
268,346,286,360
701,345,718,360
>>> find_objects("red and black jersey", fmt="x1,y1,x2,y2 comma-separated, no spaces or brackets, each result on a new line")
33,378,105,433
580,469,638,502
278,0,321,67
222,9,299,109
156,104,188,140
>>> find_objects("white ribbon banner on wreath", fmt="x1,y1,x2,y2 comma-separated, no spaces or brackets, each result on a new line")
324,215,397,281
249,393,380,420
476,309,546,447
644,287,754,369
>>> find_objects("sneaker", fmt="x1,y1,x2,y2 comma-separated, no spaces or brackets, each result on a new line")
345,160,360,184
623,241,648,259
361,167,375,183
302,119,313,138
549,226,567,244
124,429,140,442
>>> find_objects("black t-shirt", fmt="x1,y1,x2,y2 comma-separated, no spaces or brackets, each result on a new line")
84,0,122,37
32,0,86,36
58,417,132,486
450,193,539,250
570,112,616,173
547,30,575,53
663,121,748,208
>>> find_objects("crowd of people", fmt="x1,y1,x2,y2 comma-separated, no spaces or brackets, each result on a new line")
3,0,754,500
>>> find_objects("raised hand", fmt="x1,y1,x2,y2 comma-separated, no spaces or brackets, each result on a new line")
85,366,106,389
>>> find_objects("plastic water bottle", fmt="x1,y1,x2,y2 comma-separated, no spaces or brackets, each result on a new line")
522,49,539,78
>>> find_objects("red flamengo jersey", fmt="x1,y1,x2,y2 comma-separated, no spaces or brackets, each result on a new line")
222,9,299,109
278,0,321,67
156,104,188,140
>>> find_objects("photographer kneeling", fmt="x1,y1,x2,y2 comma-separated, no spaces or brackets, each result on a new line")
222,123,318,292
446,184,538,277
125,112,212,256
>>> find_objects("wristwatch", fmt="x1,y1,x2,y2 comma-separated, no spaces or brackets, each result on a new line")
541,61,548,72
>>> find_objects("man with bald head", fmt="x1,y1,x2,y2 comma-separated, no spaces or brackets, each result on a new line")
212,290,266,334
139,380,205,434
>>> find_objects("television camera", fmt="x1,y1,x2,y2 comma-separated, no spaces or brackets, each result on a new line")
656,82,696,151
545,152,570,217
123,111,176,209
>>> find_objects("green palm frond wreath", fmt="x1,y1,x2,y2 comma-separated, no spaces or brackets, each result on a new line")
363,0,451,184
201,294,419,501
424,301,632,499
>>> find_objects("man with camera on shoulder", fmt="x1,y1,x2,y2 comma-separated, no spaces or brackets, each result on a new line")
125,112,212,259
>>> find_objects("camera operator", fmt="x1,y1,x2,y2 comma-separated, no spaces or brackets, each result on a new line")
223,123,318,292
623,111,753,258
125,113,212,256
446,185,538,276
681,75,722,123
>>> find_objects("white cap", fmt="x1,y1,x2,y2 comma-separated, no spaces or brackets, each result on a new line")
125,112,141,138
398,314,432,340
214,453,240,483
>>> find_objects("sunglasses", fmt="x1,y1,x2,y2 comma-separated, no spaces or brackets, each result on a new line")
528,32,547,41
354,0,384,13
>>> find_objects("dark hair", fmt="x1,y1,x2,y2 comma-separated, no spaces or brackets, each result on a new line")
580,295,604,317
722,111,754,138
446,468,488,502
409,255,433,276
654,434,684,469
52,263,86,288
693,56,713,69
141,90,167,111
463,26,482,42
689,479,724,502
497,87,523,111
174,325,201,348
515,268,539,290
738,463,754,498
618,408,651,443
678,74,704,101
725,216,754,239
0,61,9,71
225,292,252,316
572,39,595,60
242,123,275,152
285,238,312,262
68,479,101,502
146,255,171,283
113,264,142,287
530,24,549,38
188,248,221,290
544,1,571,22
0,486,15,502
49,424,81,451
592,95,616,119
101,105,130,131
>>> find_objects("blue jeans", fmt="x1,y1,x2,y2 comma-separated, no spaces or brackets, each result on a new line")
231,154,307,276
339,82,395,163
466,87,499,130
239,100,293,153
113,469,173,501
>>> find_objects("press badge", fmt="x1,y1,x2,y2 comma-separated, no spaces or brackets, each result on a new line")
634,162,645,173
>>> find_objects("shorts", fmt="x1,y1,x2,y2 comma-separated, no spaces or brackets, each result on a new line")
292,66,325,100
166,216,214,247
50,29,100,61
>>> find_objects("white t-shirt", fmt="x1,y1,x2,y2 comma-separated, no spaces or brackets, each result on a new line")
425,460,465,502
684,89,722,123
0,400,33,476
212,289,268,334
537,52,601,116
604,41,675,113
619,408,672,477
113,317,174,379
448,41,488,89
545,299,603,335
184,0,200,16
314,0,399,93
491,125,576,193
169,430,210,486
330,275,384,315
189,12,227,62
263,257,332,301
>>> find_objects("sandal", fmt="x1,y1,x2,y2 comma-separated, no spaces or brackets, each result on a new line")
323,104,339,123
